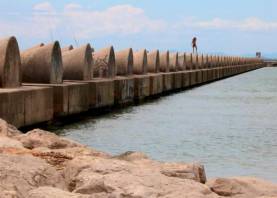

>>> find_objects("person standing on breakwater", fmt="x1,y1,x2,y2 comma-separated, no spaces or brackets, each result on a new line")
192,37,198,54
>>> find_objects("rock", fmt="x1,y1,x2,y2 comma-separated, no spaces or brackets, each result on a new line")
49,146,110,159
0,136,24,148
28,187,94,198
207,177,277,198
0,119,21,137
16,129,81,149
160,162,207,184
114,151,149,161
0,190,18,198
1,120,277,198
0,154,66,197
115,151,206,183
63,156,217,197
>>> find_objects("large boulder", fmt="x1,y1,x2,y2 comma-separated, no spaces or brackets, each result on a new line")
115,151,206,183
63,155,217,198
16,129,81,149
0,154,65,198
0,119,21,137
207,177,277,198
0,136,24,148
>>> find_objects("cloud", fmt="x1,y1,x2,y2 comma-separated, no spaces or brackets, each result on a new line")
63,4,167,38
0,2,166,40
178,17,277,31
33,2,54,12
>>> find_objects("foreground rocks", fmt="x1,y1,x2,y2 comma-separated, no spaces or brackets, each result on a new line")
0,119,276,198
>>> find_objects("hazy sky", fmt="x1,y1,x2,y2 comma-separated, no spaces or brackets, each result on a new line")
0,0,276,56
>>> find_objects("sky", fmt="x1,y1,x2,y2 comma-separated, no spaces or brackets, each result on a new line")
0,0,277,57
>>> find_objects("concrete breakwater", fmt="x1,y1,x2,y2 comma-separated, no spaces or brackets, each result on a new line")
0,36,264,128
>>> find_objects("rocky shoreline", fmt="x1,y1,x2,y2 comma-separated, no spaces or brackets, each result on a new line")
0,118,276,198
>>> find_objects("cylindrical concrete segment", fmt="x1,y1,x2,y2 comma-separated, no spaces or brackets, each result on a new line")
21,41,63,84
197,54,203,69
159,51,169,72
0,36,21,88
177,52,185,71
62,44,93,80
133,49,147,75
93,46,116,78
147,50,160,73
169,52,178,72
185,53,193,70
115,48,133,76
191,54,198,69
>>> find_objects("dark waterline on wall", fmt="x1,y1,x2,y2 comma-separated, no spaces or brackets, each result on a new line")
51,67,277,182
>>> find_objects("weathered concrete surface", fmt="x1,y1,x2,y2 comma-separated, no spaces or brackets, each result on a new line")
133,50,150,100
0,36,21,88
133,49,147,75
169,53,182,90
196,70,203,85
0,119,276,198
160,51,170,72
189,70,197,86
93,46,116,78
172,71,183,90
114,48,135,105
134,75,150,101
162,72,173,92
202,69,208,83
21,42,63,84
197,54,203,69
0,86,53,128
148,50,160,73
192,54,198,69
62,44,93,80
182,71,191,88
149,73,163,96
169,52,178,72
114,76,134,105
66,79,114,109
115,48,133,76
160,52,173,92
24,82,89,117
186,53,193,70
177,52,185,71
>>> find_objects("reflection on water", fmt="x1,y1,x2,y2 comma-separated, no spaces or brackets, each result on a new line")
52,67,277,182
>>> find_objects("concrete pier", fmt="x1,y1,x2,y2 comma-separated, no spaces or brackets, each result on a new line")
0,37,53,127
133,49,150,101
66,46,115,109
0,35,266,128
160,51,173,92
148,50,163,96
114,48,134,105
169,52,182,90
22,42,90,117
